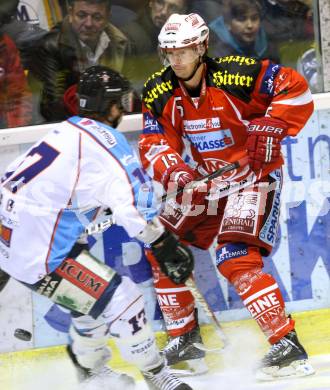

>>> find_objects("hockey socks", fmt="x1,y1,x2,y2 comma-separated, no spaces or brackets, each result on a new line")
232,269,294,343
146,249,196,337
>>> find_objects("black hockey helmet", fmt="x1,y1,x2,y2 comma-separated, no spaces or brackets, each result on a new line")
78,65,133,116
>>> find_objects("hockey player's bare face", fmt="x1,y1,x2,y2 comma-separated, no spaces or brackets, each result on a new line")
166,48,200,79
69,1,109,50
105,103,124,129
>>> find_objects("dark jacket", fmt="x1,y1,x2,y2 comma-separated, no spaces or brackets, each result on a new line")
121,11,159,56
0,34,32,128
209,16,280,63
121,12,163,93
261,0,313,43
30,16,131,122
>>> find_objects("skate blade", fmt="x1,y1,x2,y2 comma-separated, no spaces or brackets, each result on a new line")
256,359,316,381
169,358,209,377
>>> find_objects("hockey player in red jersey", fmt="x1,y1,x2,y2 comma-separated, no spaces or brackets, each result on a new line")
139,13,315,380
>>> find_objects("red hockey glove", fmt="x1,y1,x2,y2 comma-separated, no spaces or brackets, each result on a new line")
162,164,196,191
162,164,209,207
246,117,288,172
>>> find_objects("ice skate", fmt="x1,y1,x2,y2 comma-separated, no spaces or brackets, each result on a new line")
66,345,135,388
162,325,208,376
256,330,315,381
143,362,193,389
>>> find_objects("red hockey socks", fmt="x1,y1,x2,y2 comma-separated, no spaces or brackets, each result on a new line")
232,269,294,343
145,249,196,337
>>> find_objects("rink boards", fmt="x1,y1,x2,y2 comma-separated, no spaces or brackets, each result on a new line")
0,102,329,362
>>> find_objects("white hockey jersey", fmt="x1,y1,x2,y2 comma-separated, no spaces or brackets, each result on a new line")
0,116,158,284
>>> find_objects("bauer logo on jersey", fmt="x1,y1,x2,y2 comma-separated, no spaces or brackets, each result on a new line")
215,243,248,266
143,112,164,134
183,117,221,132
187,129,234,152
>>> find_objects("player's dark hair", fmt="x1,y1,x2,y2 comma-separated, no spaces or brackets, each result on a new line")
225,0,262,23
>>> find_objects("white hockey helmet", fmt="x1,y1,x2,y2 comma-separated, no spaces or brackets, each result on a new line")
158,13,209,50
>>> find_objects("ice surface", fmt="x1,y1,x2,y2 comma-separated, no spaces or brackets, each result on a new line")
0,353,329,390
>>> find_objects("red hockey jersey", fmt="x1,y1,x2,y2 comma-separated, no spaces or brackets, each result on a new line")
139,56,313,183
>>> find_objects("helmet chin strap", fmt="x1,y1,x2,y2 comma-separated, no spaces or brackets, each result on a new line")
178,57,203,82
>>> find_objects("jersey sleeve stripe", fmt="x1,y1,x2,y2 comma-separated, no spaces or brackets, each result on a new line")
271,89,313,106
45,135,83,274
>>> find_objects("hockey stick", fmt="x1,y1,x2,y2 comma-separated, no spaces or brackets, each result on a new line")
185,277,228,351
84,156,250,235
160,156,248,203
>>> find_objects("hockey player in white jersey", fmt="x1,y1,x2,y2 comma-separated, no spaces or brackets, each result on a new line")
0,66,195,390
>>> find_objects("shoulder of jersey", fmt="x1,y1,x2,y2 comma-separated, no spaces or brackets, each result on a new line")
73,116,122,149
142,66,178,117
206,55,262,103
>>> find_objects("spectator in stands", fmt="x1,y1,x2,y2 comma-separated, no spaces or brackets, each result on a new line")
123,0,190,56
0,30,32,128
121,0,189,91
30,0,132,122
209,0,280,62
191,0,227,24
260,0,314,68
261,0,314,43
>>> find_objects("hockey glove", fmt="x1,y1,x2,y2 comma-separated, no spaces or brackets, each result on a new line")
150,230,194,284
161,164,209,206
162,164,196,191
246,117,288,172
